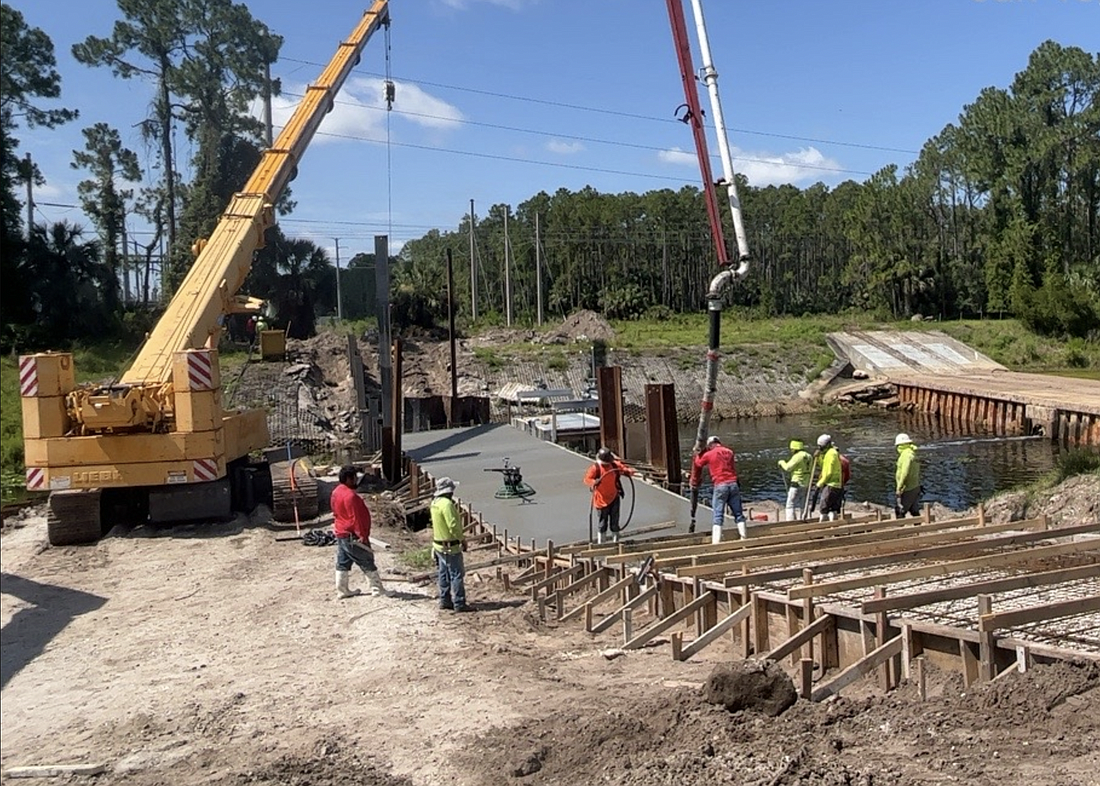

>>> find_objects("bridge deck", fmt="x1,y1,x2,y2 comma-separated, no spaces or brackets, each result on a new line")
402,424,697,545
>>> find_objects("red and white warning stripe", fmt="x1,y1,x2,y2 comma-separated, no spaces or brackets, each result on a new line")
26,467,45,490
187,351,215,391
193,458,219,482
19,356,39,397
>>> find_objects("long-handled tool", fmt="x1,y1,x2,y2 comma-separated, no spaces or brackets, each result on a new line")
800,454,820,521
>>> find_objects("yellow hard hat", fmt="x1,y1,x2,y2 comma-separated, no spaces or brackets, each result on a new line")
789,440,804,451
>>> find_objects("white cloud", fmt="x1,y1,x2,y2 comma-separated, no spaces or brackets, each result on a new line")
657,144,842,187
269,77,463,144
658,146,695,166
547,139,584,155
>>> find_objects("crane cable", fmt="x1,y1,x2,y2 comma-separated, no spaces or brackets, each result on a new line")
383,18,395,241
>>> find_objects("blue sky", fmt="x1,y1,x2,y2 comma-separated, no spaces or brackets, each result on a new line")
11,0,1099,263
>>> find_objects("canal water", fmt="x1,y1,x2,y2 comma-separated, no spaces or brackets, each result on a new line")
679,411,1067,512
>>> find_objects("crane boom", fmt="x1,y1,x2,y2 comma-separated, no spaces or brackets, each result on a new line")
20,3,392,546
123,1,390,388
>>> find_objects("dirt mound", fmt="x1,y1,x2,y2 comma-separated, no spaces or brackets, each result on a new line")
976,472,1100,525
540,309,615,344
206,738,410,786
703,659,797,716
462,661,1100,786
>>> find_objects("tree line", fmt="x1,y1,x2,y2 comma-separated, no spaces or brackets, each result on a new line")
402,40,1099,338
1,0,1097,353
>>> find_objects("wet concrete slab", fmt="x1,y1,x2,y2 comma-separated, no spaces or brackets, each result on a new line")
402,423,697,546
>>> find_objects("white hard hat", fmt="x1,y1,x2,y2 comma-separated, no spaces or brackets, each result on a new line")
433,476,459,496
816,434,832,448
894,433,912,446
706,435,720,446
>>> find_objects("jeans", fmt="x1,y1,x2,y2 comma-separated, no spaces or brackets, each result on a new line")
596,496,623,533
436,550,466,608
712,482,745,527
335,537,377,572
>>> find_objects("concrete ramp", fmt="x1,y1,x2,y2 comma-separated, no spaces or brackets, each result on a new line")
827,330,1005,377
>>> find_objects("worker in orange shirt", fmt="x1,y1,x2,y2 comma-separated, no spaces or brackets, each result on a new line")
584,447,634,544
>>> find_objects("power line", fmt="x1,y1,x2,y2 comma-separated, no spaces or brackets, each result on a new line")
280,57,919,155
308,127,878,179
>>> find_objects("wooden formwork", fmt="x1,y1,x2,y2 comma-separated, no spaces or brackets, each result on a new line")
486,506,1100,701
400,458,1099,700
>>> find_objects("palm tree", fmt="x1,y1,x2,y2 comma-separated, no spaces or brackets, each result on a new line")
24,221,118,343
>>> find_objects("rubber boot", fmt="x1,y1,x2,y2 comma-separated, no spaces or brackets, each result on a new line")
784,507,796,522
336,570,361,599
596,531,604,545
365,570,386,597
711,524,722,545
736,520,747,540
612,531,620,544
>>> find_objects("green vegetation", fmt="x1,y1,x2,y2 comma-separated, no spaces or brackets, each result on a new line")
936,321,1100,372
1053,449,1100,483
399,545,435,570
472,346,508,370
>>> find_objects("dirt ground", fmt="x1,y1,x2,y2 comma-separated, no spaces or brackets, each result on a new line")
2,496,1099,786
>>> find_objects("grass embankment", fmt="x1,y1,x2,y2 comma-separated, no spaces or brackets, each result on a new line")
2,317,1096,500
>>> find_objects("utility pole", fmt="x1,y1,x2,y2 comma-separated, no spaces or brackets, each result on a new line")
24,153,33,240
375,235,392,428
504,206,512,327
535,211,543,326
446,249,458,427
262,61,274,147
469,199,478,322
334,238,343,321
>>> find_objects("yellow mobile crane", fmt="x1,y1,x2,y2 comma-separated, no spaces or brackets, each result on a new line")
19,2,391,546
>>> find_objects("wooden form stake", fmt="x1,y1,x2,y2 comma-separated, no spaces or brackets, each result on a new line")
800,658,814,700
978,594,996,682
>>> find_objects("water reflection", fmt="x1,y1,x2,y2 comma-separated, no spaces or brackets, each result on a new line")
680,411,1071,512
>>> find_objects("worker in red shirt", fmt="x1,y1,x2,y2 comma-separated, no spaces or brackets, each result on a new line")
331,465,385,599
584,447,634,544
692,435,747,543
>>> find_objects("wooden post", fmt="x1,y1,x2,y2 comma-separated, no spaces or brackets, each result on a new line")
978,594,995,682
960,641,979,687
901,623,913,681
800,658,814,700
916,656,927,701
1015,645,1033,674
786,603,800,666
671,631,683,661
802,568,815,664
623,607,633,645
741,568,752,659
752,592,769,656
874,586,891,691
